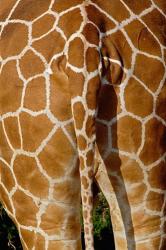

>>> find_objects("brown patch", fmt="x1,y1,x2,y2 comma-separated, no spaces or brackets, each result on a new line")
4,116,21,149
67,69,84,97
40,204,66,235
81,176,89,189
148,161,166,190
146,191,164,211
0,122,13,163
91,0,130,22
127,183,147,204
86,76,100,110
80,156,85,170
13,155,49,198
87,5,115,32
72,102,85,130
11,0,51,21
0,0,16,21
53,180,80,205
156,81,166,121
0,161,15,192
12,190,38,226
96,122,108,156
86,150,94,167
19,112,53,152
32,30,65,62
20,229,34,249
58,8,83,38
50,57,72,121
83,23,99,46
85,115,95,138
0,185,13,213
0,23,28,58
64,214,81,240
38,128,75,178
142,8,166,46
86,48,100,73
52,0,83,12
139,118,166,165
0,61,23,115
122,0,151,14
35,234,45,250
24,77,46,111
134,54,165,92
124,77,153,117
77,135,87,150
19,50,45,79
112,116,142,153
32,14,55,38
124,20,161,56
68,37,84,68
153,0,166,13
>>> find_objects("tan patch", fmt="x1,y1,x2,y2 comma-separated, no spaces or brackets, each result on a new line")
86,48,99,73
86,150,94,167
32,14,55,38
132,211,161,237
72,102,85,130
12,190,38,226
83,23,99,46
91,0,130,22
120,156,144,183
0,185,13,213
35,233,45,250
40,204,66,235
65,214,81,239
77,135,87,150
112,116,142,153
52,0,83,12
32,30,65,62
13,155,49,198
86,76,100,110
11,0,51,21
19,50,45,79
96,122,108,156
4,116,21,149
156,82,166,121
0,161,15,192
68,37,84,68
87,5,115,32
127,183,147,204
53,180,80,205
20,112,53,152
139,118,166,165
0,23,28,58
24,77,46,111
82,176,89,189
0,61,23,115
146,191,164,211
122,0,151,14
142,8,166,46
38,128,75,178
0,122,13,163
124,77,153,117
124,20,161,56
134,54,165,92
148,161,166,190
58,8,83,38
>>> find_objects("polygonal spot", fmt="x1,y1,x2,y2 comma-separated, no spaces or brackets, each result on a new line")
68,37,84,68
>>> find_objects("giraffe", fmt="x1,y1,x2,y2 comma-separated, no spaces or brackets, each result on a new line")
0,1,166,250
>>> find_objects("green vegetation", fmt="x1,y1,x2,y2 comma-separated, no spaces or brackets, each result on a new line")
0,193,114,249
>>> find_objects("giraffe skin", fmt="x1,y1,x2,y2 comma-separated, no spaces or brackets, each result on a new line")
0,1,166,250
